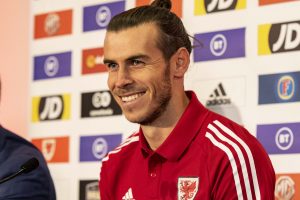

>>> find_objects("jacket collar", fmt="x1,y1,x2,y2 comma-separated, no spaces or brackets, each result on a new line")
139,91,209,161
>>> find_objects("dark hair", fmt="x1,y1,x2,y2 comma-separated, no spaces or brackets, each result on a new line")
106,0,192,60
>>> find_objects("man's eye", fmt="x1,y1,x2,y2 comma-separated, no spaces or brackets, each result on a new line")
106,63,118,71
131,60,144,66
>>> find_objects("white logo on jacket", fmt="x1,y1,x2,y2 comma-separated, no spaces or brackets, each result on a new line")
122,187,135,200
178,177,199,200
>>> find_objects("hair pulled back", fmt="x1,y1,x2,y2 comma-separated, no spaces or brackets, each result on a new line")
106,0,191,60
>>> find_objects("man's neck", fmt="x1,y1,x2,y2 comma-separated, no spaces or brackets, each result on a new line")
141,93,190,151
141,126,174,150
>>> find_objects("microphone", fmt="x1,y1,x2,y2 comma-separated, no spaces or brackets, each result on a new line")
0,157,39,184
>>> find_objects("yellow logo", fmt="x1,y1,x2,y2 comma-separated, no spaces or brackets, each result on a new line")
32,94,71,122
195,0,246,15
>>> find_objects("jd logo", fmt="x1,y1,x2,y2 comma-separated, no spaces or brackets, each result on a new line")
195,0,245,16
39,96,64,120
32,94,70,122
205,0,237,13
270,21,300,53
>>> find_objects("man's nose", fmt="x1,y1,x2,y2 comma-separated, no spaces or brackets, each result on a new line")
115,67,133,88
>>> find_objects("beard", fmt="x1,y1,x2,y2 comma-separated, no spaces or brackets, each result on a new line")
138,64,172,125
113,64,172,125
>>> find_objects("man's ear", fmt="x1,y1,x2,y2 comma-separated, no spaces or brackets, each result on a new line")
173,47,190,78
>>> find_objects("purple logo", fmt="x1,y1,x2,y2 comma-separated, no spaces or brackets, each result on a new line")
80,134,122,162
193,28,245,62
257,122,300,154
83,1,125,32
33,52,71,80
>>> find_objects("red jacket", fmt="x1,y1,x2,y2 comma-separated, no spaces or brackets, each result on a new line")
99,91,275,200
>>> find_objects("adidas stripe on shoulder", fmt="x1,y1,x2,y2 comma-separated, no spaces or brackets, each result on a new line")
102,132,139,162
205,120,260,200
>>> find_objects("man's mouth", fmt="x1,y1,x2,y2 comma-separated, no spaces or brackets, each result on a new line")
120,92,145,103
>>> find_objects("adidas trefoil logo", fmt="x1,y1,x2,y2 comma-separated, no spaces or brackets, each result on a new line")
122,188,135,200
206,83,231,106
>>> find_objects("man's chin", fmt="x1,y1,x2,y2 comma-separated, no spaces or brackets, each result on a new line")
124,113,153,125
124,114,142,124
125,114,159,126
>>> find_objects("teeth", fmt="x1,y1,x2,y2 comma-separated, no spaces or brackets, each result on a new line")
121,93,143,102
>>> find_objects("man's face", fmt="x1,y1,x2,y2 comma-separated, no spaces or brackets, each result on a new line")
103,23,173,125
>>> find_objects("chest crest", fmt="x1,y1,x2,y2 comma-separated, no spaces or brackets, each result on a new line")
178,177,199,200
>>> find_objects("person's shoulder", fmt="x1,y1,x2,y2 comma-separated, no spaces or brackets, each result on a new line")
0,127,56,199
102,131,140,164
1,126,38,149
0,126,47,169
203,110,251,138
196,110,258,153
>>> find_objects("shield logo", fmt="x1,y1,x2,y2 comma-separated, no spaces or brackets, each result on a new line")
178,177,199,200
42,139,56,161
275,176,295,200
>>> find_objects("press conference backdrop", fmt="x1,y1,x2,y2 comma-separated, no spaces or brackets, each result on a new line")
29,0,300,199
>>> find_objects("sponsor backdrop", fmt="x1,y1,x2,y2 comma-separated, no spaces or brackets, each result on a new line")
30,0,300,199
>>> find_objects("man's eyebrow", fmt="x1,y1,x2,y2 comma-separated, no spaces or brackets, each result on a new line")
103,54,150,64
126,54,150,61
103,58,115,64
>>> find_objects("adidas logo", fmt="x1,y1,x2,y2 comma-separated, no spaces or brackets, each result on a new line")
122,188,135,200
206,83,231,106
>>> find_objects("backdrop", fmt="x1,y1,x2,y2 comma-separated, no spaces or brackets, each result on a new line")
30,0,300,199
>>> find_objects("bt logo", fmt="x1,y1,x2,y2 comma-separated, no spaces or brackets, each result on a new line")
210,34,227,56
44,56,59,77
92,137,108,160
275,127,294,151
96,6,111,27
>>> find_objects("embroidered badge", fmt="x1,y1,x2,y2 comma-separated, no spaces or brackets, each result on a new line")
178,177,199,200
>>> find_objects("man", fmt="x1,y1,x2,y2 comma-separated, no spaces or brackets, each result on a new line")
99,0,275,199
0,80,56,199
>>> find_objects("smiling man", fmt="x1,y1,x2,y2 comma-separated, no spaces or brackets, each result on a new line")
99,0,275,199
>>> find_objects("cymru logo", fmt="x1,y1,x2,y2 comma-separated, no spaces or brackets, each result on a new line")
178,177,199,200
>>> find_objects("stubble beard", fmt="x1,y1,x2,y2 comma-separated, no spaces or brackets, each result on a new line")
112,64,172,125
138,64,172,126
